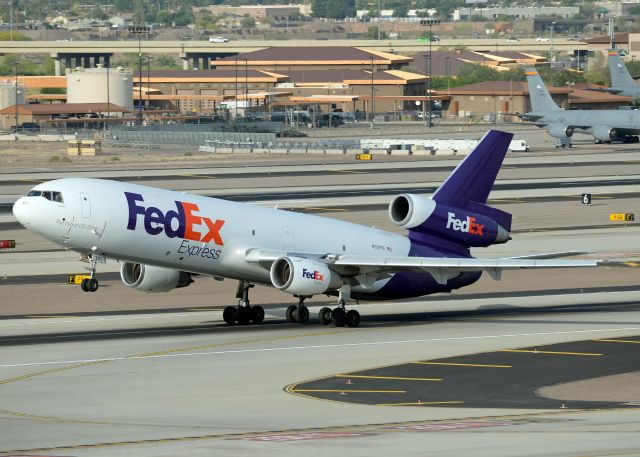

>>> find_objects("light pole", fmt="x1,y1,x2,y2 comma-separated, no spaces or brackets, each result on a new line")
549,21,556,63
14,61,19,132
128,24,150,125
147,56,152,113
420,18,440,128
370,57,375,129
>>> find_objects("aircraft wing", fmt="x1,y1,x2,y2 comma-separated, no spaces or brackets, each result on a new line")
331,255,599,284
502,112,545,122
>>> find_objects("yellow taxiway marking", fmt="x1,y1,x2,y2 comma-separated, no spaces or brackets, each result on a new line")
500,349,602,356
376,401,464,406
28,315,80,319
292,389,406,393
625,262,640,267
594,338,640,344
335,374,442,382
180,174,216,179
413,362,512,368
333,170,368,174
592,196,614,199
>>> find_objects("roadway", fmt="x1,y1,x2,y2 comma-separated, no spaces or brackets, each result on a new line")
0,146,639,456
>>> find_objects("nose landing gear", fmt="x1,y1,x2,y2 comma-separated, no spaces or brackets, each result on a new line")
80,254,100,293
223,280,265,325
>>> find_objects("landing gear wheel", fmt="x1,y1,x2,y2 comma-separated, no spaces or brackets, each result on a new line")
318,307,332,325
346,310,360,328
250,305,265,324
237,306,251,325
80,278,89,292
294,305,309,324
331,308,347,327
87,277,99,293
223,306,236,325
286,305,297,323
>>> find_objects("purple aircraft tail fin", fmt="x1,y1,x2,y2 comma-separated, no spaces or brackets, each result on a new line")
432,130,513,230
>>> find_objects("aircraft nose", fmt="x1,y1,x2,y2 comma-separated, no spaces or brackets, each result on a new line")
12,197,30,226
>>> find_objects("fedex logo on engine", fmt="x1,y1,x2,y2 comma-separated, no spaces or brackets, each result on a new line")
302,268,324,281
446,212,484,236
125,192,225,245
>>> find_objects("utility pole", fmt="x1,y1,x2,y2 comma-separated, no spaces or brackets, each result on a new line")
14,60,19,133
128,24,150,126
420,17,440,128
370,57,375,129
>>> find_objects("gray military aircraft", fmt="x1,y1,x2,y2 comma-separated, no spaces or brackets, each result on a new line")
605,50,640,97
517,68,640,147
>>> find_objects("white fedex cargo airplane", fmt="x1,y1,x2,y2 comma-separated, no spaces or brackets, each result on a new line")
13,130,600,327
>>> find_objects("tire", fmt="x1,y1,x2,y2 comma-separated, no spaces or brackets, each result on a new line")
286,305,297,323
237,306,251,325
331,308,347,327
80,278,89,292
318,307,332,325
346,310,360,328
223,306,236,325
295,305,309,324
250,305,265,324
87,278,99,292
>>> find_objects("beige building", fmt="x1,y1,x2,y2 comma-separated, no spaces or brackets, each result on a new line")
195,5,309,20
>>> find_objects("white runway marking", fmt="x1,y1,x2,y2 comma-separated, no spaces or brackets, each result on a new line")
1,326,639,369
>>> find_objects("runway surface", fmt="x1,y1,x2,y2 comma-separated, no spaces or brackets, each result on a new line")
1,143,639,456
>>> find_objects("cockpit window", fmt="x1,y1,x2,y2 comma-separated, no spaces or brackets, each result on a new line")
25,190,64,203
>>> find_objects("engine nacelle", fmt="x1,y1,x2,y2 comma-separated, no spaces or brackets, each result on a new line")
120,262,193,293
547,124,574,139
591,126,618,142
270,256,341,296
389,194,510,247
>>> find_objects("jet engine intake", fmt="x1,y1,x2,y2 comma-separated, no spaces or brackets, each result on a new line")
591,126,618,142
270,256,341,296
120,262,193,293
389,193,437,229
547,125,574,139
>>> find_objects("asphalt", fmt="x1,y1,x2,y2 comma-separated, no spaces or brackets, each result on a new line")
288,337,640,410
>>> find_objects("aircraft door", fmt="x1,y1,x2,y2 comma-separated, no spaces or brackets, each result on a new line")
80,193,91,218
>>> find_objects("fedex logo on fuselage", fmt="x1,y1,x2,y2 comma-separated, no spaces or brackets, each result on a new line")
125,192,225,245
302,268,324,281
446,212,484,236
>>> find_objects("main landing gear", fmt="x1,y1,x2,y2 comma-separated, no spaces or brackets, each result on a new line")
318,285,361,328
223,280,265,325
286,297,310,324
80,254,99,293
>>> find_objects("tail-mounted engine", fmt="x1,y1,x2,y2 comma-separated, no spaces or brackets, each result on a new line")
389,194,510,247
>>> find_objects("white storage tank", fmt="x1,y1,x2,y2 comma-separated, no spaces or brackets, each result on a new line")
0,81,26,110
66,66,133,111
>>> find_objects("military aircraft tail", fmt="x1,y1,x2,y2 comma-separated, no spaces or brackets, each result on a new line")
525,68,561,112
607,50,636,89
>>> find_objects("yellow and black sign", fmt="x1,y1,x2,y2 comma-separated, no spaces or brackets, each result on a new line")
356,153,372,161
67,274,91,285
610,213,635,222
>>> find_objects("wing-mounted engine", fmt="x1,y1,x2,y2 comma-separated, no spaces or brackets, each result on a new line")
120,262,193,293
270,256,341,296
591,126,618,142
389,194,510,247
547,125,574,139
